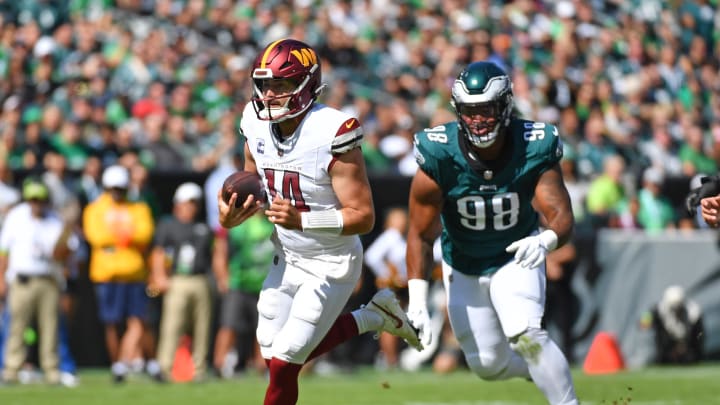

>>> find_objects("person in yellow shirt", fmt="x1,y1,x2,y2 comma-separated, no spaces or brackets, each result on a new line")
82,165,154,383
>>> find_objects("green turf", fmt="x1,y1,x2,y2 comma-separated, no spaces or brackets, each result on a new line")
1,365,719,405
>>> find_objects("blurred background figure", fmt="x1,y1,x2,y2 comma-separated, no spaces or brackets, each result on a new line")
0,179,77,385
636,167,677,233
204,148,243,232
0,160,20,227
544,239,578,363
150,182,215,382
643,285,704,365
364,207,409,370
586,154,627,229
127,162,161,221
82,165,154,383
212,210,273,379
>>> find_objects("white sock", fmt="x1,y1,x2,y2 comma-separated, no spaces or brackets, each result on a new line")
111,362,129,376
145,359,161,376
351,308,383,333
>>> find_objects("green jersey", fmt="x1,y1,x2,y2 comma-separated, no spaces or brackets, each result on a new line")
414,119,563,275
227,214,275,293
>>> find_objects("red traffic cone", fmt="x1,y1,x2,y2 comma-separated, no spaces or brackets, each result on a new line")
171,335,195,382
583,331,625,375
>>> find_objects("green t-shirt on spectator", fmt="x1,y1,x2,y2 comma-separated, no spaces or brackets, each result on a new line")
586,175,624,215
678,144,717,175
227,214,274,293
49,134,88,171
636,189,676,233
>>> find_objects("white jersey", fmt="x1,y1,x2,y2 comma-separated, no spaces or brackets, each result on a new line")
241,102,364,257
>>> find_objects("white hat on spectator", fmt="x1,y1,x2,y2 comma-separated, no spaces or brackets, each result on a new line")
34,36,56,58
643,166,664,185
173,182,203,203
556,1,575,19
102,165,129,189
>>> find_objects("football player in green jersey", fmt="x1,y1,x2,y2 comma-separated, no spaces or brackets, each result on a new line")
405,61,579,405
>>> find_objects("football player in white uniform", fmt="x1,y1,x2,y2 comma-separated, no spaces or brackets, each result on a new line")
218,38,421,405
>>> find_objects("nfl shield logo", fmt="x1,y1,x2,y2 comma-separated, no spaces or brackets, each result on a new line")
257,139,265,154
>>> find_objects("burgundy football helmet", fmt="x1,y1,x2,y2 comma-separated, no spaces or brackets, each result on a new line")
251,38,324,123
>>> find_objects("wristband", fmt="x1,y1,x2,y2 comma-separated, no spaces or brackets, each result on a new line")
300,209,344,234
538,229,558,251
407,279,429,310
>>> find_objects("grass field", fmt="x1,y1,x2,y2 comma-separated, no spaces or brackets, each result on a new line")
1,365,719,405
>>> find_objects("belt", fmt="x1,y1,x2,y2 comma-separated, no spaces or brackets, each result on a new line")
16,274,54,284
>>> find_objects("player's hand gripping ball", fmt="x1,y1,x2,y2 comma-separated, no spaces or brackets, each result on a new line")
221,171,266,207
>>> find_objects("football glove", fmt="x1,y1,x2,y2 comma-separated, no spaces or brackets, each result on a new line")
407,279,432,349
686,175,720,216
505,230,558,268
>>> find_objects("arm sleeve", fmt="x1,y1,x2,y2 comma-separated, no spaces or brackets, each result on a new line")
151,220,169,248
542,124,564,169
413,132,441,183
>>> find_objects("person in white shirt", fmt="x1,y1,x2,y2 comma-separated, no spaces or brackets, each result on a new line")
0,179,76,385
365,207,409,369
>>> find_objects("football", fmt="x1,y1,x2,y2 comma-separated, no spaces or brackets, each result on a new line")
221,171,266,207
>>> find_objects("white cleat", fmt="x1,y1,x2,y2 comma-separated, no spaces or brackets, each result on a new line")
365,289,423,351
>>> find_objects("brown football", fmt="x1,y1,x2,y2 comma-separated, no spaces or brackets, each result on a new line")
221,171,266,207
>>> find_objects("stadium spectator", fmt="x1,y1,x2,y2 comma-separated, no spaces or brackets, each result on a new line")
0,160,20,226
151,182,215,382
544,240,579,363
212,210,274,379
405,61,579,404
127,162,161,221
41,150,81,216
585,154,627,228
82,165,154,383
125,162,163,377
0,178,77,385
679,124,717,177
642,285,704,365
636,167,677,232
0,304,80,387
218,38,421,405
0,0,719,376
204,146,243,231
76,154,103,207
364,207,410,369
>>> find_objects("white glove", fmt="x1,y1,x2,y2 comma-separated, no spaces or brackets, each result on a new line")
505,229,558,268
407,279,432,349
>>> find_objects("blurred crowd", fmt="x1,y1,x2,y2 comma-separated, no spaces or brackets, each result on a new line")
0,0,716,190
0,0,718,386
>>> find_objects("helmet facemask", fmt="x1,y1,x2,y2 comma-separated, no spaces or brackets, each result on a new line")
451,64,514,149
252,64,321,123
250,39,324,123
454,95,513,148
